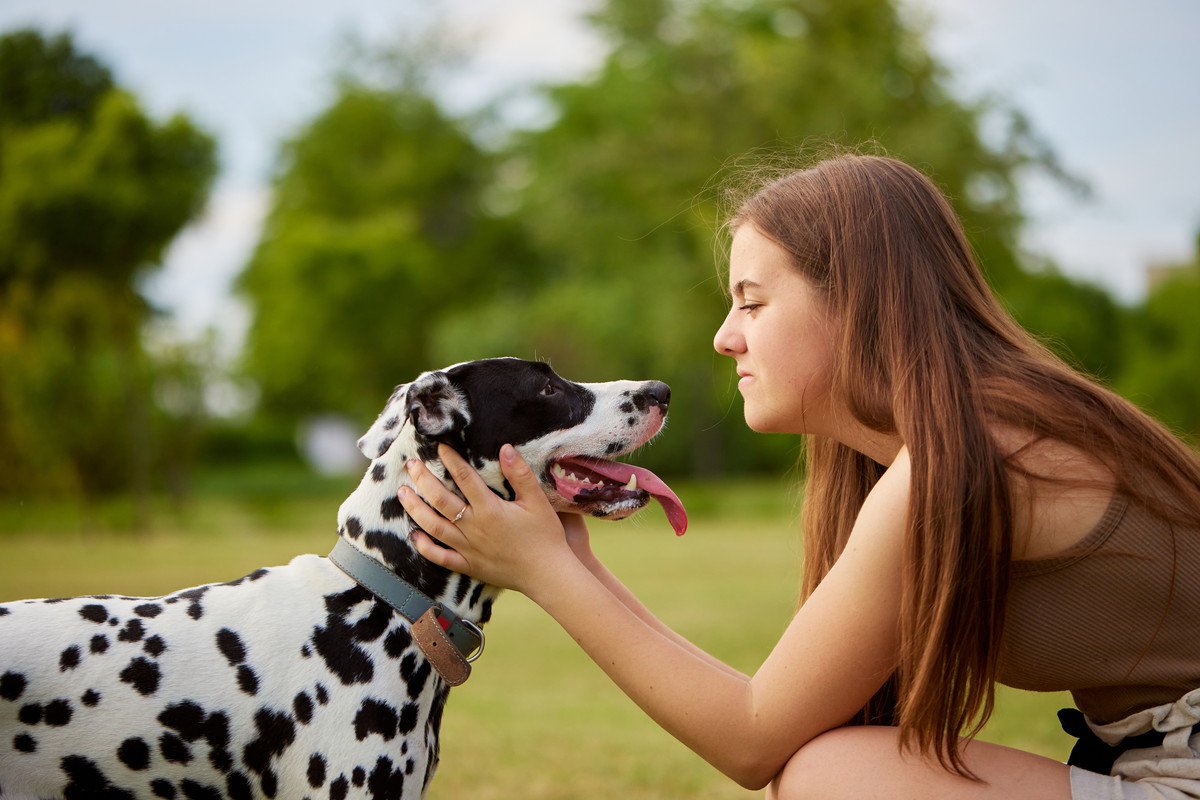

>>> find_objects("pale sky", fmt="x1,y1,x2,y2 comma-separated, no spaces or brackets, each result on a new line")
1,0,1197,353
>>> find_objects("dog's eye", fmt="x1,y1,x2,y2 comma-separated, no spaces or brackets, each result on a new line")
541,382,558,397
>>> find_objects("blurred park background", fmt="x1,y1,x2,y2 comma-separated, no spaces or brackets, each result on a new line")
0,0,1198,796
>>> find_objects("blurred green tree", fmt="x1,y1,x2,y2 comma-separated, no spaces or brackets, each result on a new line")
0,28,112,128
0,30,216,497
996,266,1128,383
1118,232,1200,442
237,73,537,423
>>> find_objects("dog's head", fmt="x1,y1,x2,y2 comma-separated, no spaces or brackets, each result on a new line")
357,358,687,534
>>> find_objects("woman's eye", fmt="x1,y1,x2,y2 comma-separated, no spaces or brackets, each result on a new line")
738,303,762,313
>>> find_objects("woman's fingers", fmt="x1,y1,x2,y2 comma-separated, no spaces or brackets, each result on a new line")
409,529,471,572
397,485,468,550
437,444,496,508
404,455,473,522
499,444,546,504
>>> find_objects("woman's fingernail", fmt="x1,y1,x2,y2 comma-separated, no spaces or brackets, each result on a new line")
406,460,419,475
398,486,409,499
501,444,514,463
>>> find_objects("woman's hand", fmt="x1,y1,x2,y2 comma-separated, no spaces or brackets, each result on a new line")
397,443,575,594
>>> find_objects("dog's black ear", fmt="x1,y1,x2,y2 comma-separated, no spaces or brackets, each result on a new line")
357,383,409,459
405,371,471,439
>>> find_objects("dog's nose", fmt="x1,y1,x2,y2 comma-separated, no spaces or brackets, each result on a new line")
641,382,671,410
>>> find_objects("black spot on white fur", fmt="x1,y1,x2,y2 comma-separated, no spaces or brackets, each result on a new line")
312,588,376,686
118,736,151,770
61,754,136,798
384,626,411,658
308,753,326,787
216,628,246,665
294,691,314,724
160,732,191,764
379,497,405,520
118,618,145,642
354,698,399,741
400,654,431,700
119,657,161,695
79,604,108,623
369,755,408,798
44,698,73,725
150,777,175,797
1,670,26,700
236,665,259,696
241,707,296,785
59,645,80,671
135,603,163,618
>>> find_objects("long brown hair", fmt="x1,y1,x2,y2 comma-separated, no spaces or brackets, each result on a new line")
728,153,1200,775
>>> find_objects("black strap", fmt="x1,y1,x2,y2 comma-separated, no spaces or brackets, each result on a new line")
1058,707,1190,775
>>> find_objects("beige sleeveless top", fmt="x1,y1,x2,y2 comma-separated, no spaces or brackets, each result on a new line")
997,494,1200,724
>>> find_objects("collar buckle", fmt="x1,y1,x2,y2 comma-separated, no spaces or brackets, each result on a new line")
459,617,486,663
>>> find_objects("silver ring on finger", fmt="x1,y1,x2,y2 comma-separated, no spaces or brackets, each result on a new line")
452,506,468,524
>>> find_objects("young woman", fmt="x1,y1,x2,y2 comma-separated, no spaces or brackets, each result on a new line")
397,154,1200,799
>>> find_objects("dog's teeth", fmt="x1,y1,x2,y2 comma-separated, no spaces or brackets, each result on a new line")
625,474,637,491
552,464,567,478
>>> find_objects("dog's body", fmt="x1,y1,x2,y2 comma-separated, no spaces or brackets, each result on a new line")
0,358,685,800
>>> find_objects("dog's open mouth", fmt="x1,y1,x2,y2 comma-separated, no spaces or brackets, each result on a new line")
548,456,688,535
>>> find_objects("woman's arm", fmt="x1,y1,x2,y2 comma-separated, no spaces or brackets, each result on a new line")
399,444,908,790
560,513,747,680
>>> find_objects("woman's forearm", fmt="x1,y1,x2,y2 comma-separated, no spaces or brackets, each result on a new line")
575,551,747,680
527,553,780,789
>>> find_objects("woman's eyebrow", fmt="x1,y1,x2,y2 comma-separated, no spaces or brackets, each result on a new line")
732,279,762,297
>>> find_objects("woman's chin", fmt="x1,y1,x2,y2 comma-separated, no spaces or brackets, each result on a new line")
743,410,784,434
743,404,808,435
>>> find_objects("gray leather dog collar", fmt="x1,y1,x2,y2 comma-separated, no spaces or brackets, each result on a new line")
327,537,484,662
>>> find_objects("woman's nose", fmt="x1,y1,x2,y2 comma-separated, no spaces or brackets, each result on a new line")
713,313,744,356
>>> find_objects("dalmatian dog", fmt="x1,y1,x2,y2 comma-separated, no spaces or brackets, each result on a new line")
0,357,687,800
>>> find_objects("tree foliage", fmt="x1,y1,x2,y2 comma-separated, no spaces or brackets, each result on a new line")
1118,236,1200,442
0,29,216,496
238,78,536,421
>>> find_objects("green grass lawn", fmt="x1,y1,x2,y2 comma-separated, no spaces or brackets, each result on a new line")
0,473,1074,798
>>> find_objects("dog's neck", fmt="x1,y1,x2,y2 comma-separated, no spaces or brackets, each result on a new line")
335,428,500,629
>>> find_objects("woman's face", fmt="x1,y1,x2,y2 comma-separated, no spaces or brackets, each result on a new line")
713,224,839,435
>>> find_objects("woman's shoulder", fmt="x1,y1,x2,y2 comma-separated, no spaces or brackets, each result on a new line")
990,427,1117,561
857,446,913,525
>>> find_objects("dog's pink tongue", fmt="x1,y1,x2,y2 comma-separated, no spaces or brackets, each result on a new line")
560,456,688,535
